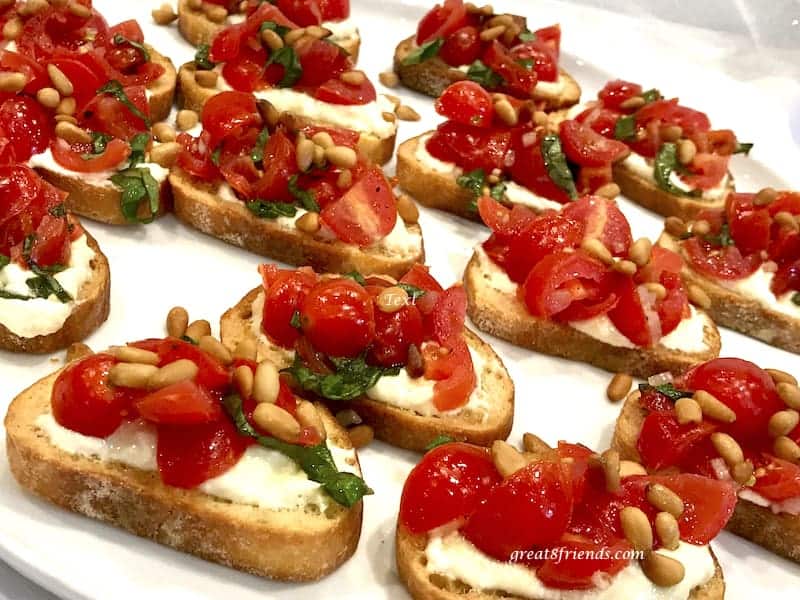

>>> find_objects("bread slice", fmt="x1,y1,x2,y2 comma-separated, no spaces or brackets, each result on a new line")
393,35,581,111
612,390,800,563
175,0,360,61
176,62,396,165
219,288,515,452
0,231,110,354
169,167,424,280
464,251,721,379
4,370,364,581
396,525,725,600
658,232,800,354
146,46,179,123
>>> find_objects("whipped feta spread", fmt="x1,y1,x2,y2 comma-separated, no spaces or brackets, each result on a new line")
425,532,715,600
0,235,95,338
623,153,730,203
717,266,800,318
28,149,170,185
35,413,359,512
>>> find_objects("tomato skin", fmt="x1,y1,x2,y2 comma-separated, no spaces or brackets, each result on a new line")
0,96,52,162
536,535,632,590
369,303,424,367
597,79,642,111
259,265,318,349
637,412,716,470
135,380,223,425
295,37,349,88
426,121,512,173
51,138,131,173
509,129,573,204
319,0,349,20
561,196,632,258
399,443,501,534
80,85,150,141
681,152,729,190
752,457,800,502
435,81,493,127
221,45,268,93
250,129,297,202
200,91,261,148
277,0,322,26
44,57,105,111
29,214,70,268
575,105,621,139
416,0,467,45
683,236,761,281
559,119,629,167
509,38,558,82
439,25,482,67
314,77,376,105
300,278,375,357
482,40,537,97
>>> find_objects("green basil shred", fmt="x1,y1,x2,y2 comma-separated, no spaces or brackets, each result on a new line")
288,175,320,211
401,38,443,65
110,168,161,224
194,44,216,70
397,283,426,300
733,142,753,156
97,81,151,126
614,115,637,141
245,200,298,219
638,382,692,402
541,134,577,199
251,128,270,163
466,59,504,88
424,435,455,452
653,142,694,197
267,46,302,88
112,34,150,62
284,354,401,402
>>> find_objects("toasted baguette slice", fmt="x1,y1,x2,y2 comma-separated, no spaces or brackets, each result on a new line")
220,288,514,452
176,62,396,165
464,251,721,378
176,0,360,60
0,232,110,354
5,371,363,581
393,36,581,111
612,390,800,563
170,168,424,280
395,525,725,600
658,231,800,354
146,46,179,123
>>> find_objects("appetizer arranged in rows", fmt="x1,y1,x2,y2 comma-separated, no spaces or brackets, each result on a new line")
393,0,580,110
613,358,800,563
219,263,514,451
171,91,423,278
566,79,750,220
178,2,396,164
397,436,733,599
0,164,109,353
658,190,800,354
5,312,369,580
175,0,359,59
464,195,721,378
397,81,628,220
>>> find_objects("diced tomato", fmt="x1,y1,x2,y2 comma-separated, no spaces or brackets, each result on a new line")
428,340,476,411
559,119,629,167
533,24,561,57
200,91,261,148
51,138,131,173
80,85,150,141
575,105,621,139
725,193,771,255
44,57,106,111
176,130,219,181
250,129,297,202
136,380,223,425
0,97,52,162
319,0,349,20
399,442,501,534
130,339,232,393
752,456,800,502
683,236,761,281
295,37,349,87
608,277,665,347
435,81,493,128
260,265,318,349
210,3,297,63
561,196,633,257
0,50,49,95
369,303,424,367
0,165,64,256
772,259,800,297
416,0,468,45
597,79,643,111
277,0,322,26
221,45,268,92
536,534,632,590
315,77,376,105
426,120,512,173
399,264,445,294
430,285,468,347
509,38,558,82
439,25,481,67
29,214,70,268
637,412,716,470
508,129,572,204
681,152,729,190
482,40,537,97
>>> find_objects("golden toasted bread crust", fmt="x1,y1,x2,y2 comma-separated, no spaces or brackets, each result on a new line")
658,231,800,354
4,371,363,581
393,36,581,111
395,525,725,600
464,252,721,378
0,232,110,354
147,46,178,123
219,287,515,451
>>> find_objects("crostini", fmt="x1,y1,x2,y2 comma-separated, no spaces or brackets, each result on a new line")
170,91,423,278
219,263,514,452
176,0,360,60
564,79,750,220
612,358,800,563
397,81,629,221
657,189,800,354
464,195,721,378
396,436,731,599
0,164,110,353
5,314,369,581
177,2,396,164
393,1,580,110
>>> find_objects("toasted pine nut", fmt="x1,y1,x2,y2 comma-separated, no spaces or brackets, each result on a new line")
325,145,357,168
66,342,93,362
349,424,374,448
0,71,27,92
54,114,78,124
595,182,620,199
711,432,744,467
184,320,211,342
629,238,652,267
775,211,799,232
296,137,315,171
778,382,800,410
677,139,696,165
166,306,189,338
253,360,280,404
109,346,160,366
674,397,702,425
487,13,514,27
260,27,284,51
620,506,653,551
234,338,257,361
376,286,408,314
732,460,754,485
607,373,632,402
691,219,711,236
644,282,667,300
257,99,280,126
379,71,399,88
36,87,61,109
203,4,228,23
283,28,306,46
110,363,159,389
774,436,800,462
152,4,178,25
665,216,687,237
581,238,613,265
195,69,219,88
492,440,528,478
397,194,419,224
620,96,645,110
613,259,637,276
55,121,92,144
753,187,778,206
395,104,421,121
305,25,330,39
311,131,334,148
654,512,680,550
480,24,506,41
149,359,199,389
47,64,73,97
150,142,181,168
620,460,647,478
67,0,91,18
340,70,366,85
522,432,551,454
767,368,797,386
253,403,301,443
494,98,518,126
336,169,352,189
646,483,684,517
234,365,254,398
295,211,320,234
20,0,48,16
187,0,202,9
295,400,326,439
660,125,683,142
768,409,800,438
2,17,21,41
176,109,199,131
640,551,685,586
57,96,76,116
602,449,621,493
694,390,736,423
382,111,397,123
336,408,362,427
687,284,711,310
198,335,233,365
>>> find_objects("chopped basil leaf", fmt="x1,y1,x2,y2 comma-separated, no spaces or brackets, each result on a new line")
245,200,298,219
194,44,216,70
541,134,577,199
517,58,534,70
284,353,401,402
639,382,692,402
222,394,372,508
288,175,320,211
260,20,290,37
456,168,485,199
402,37,443,66
48,204,67,218
267,46,302,88
110,167,161,223
210,146,221,166
518,29,536,42
614,114,637,141
424,435,454,452
26,265,72,303
97,81,151,127
466,59,504,88
490,181,507,202
127,132,151,167
703,223,735,247
90,132,113,155
0,289,31,300
654,143,692,197
112,34,150,62
0,254,8,269
22,234,34,256
792,292,800,307
251,127,270,163
733,142,753,156
641,88,661,103
342,271,367,286
290,310,302,329
397,283,426,300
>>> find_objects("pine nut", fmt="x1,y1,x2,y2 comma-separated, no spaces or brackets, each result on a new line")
20,0,48,16
234,365,254,398
522,432,551,454
711,432,744,467
295,211,320,233
66,342,93,362
768,409,800,438
753,187,777,206
628,238,652,266
620,96,645,110
644,282,667,300
149,359,199,389
336,169,352,188
325,145,357,168
492,440,528,478
581,238,613,265
198,335,233,365
767,368,797,386
295,400,326,439
109,346,160,366
348,424,374,448
395,104,421,121
150,142,180,168
777,383,800,410
646,483,684,517
494,98,518,126
660,125,683,142
54,114,77,124
311,131,334,148
654,512,680,550
641,551,685,586
407,344,424,378
691,219,711,236
607,373,632,402
109,363,160,389
284,28,306,46
613,259,637,276
166,306,189,338
397,194,419,224
677,139,696,165
620,506,653,551
674,397,702,425
775,211,799,232
533,110,548,126
694,390,736,423
665,216,687,237
732,460,754,485
253,403,300,443
2,17,21,41
204,4,228,23
376,286,408,314
234,338,257,361
340,70,366,85
36,87,61,109
379,71,399,88
602,449,621,493
253,360,280,404
67,1,91,18
152,4,178,25
185,319,211,341
57,96,76,116
260,27,284,50
257,100,280,127
487,14,514,27
55,121,92,144
305,25,330,39
296,137,315,171
0,71,27,92
176,109,199,131
687,284,711,310
187,0,202,9
620,460,647,478
382,111,397,123
336,408,362,428
480,24,506,41
774,436,800,462
595,182,621,199
47,64,73,97
195,69,218,88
